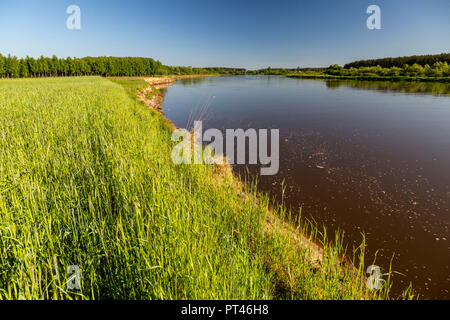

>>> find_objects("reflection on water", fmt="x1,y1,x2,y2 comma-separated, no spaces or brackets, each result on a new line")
177,77,210,86
162,76,450,299
325,79,450,96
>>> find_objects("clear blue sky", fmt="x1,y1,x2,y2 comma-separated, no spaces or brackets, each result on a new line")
0,0,449,69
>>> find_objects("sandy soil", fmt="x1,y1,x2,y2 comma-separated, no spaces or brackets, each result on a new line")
138,75,215,111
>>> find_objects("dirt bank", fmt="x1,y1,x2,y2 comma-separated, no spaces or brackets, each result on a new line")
138,75,216,111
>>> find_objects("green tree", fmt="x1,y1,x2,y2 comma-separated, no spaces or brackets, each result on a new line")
18,60,29,77
424,64,434,77
326,64,343,75
5,54,20,78
26,56,38,77
50,55,59,76
408,63,424,76
0,54,5,78
59,58,69,76
66,57,75,76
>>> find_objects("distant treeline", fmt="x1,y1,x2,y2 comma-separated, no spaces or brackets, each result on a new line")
345,53,450,69
247,67,296,75
204,67,247,75
204,67,327,75
0,54,211,78
203,67,293,75
246,67,326,75
326,62,450,78
1,53,337,78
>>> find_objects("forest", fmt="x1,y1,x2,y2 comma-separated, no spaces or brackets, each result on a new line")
203,67,247,75
0,54,210,78
344,53,450,69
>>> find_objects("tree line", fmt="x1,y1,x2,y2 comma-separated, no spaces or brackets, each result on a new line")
203,67,327,75
0,54,210,78
345,53,450,69
327,62,450,78
203,67,247,75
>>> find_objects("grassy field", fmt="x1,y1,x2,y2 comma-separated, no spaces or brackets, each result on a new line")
0,76,414,300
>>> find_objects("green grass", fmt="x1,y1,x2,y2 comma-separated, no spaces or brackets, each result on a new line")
0,76,414,300
105,77,149,98
145,88,162,101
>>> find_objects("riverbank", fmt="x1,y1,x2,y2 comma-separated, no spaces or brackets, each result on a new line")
136,76,327,263
143,75,217,110
0,76,413,299
113,76,417,299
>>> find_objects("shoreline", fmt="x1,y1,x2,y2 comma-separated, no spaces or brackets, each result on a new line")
138,75,217,112
0,75,413,299
137,75,362,279
125,75,417,299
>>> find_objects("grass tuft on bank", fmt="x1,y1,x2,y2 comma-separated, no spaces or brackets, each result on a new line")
0,76,414,299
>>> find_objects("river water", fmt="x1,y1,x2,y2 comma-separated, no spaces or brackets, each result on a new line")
162,75,450,299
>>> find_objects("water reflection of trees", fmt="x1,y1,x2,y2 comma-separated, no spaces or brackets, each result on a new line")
178,77,209,86
325,80,450,96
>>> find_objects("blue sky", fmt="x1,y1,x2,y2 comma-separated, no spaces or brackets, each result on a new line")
0,0,449,69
